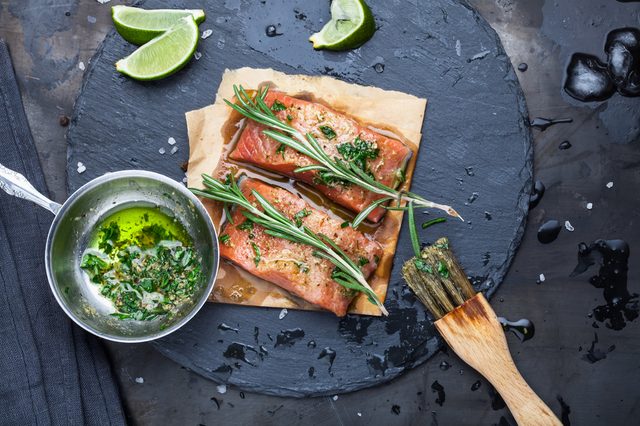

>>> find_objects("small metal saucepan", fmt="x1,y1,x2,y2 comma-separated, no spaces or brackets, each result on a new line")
0,164,218,343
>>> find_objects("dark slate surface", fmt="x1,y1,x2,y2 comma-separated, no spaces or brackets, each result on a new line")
65,0,532,397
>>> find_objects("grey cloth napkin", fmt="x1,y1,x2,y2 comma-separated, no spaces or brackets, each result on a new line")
0,39,125,425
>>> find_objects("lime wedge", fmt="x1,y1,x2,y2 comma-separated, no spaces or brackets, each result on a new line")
115,16,199,81
309,0,375,51
112,5,205,45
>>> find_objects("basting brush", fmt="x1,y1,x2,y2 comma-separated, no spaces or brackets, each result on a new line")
402,237,561,426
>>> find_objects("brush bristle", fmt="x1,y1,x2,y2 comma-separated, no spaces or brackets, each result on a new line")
401,237,476,319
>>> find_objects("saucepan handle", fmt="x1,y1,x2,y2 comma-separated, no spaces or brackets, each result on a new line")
0,163,62,215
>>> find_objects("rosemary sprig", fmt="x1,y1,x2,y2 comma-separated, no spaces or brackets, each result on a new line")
191,174,389,316
223,85,462,222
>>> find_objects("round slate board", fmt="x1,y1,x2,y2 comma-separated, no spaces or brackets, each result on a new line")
67,0,532,397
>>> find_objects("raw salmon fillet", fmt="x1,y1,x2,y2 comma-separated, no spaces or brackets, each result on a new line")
229,91,412,223
218,178,383,316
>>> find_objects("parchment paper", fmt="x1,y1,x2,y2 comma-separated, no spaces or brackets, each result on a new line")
186,67,426,315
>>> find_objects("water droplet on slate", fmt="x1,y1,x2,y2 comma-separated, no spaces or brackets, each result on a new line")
564,53,615,102
439,360,451,371
517,62,528,72
537,220,562,244
266,25,280,37
529,180,545,209
559,140,572,150
373,63,385,73
471,380,481,391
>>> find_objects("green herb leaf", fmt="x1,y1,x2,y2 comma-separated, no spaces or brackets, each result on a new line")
358,257,370,267
220,234,231,245
319,125,337,140
251,242,261,267
437,260,450,278
337,136,379,175
271,100,287,112
293,208,312,227
407,201,421,258
275,143,286,158
421,217,446,229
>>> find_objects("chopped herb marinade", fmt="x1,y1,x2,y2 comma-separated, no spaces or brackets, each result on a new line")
337,136,379,175
271,100,287,112
319,125,337,140
80,213,203,321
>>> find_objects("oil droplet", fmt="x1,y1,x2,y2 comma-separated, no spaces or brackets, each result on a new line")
605,28,640,96
529,180,545,209
571,239,638,330
307,340,317,348
218,323,239,333
439,360,451,371
367,354,387,376
471,380,481,391
431,381,446,406
391,404,401,415
530,117,573,131
537,220,562,244
308,366,315,378
373,63,385,73
464,166,475,176
498,317,535,342
274,328,305,347
559,140,572,150
265,24,281,37
318,347,337,374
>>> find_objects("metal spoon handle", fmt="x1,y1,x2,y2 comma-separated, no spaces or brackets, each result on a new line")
0,163,61,215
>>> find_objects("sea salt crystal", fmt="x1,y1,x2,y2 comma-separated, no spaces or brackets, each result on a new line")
539,273,546,283
332,395,338,401
168,137,176,145
87,15,97,24
135,377,144,384
278,308,288,320
96,0,111,4
194,51,202,61
455,39,461,56
76,162,86,174
606,181,613,189
170,146,178,155
159,147,166,155
564,220,574,232
201,29,213,39
78,61,85,71
216,384,227,394
357,413,362,417
586,202,593,210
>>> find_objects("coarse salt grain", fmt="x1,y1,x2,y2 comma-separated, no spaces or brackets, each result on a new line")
135,377,144,384
586,202,593,210
216,384,227,394
278,308,288,320
357,413,362,417
78,62,85,71
606,181,613,189
159,147,166,155
194,51,202,60
201,29,213,39
168,137,176,145
97,0,111,4
332,395,338,401
539,273,546,282
87,15,97,24
77,162,86,174
564,220,574,232
170,146,178,155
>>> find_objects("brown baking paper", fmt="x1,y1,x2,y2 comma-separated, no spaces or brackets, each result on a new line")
186,67,427,316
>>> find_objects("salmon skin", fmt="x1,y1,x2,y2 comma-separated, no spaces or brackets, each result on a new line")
229,91,412,223
218,178,383,316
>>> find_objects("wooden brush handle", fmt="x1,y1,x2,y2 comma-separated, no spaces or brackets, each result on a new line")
435,294,561,426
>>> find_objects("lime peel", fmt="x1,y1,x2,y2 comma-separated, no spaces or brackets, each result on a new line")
310,0,375,51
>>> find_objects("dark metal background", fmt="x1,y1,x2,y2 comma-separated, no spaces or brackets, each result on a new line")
1,0,639,424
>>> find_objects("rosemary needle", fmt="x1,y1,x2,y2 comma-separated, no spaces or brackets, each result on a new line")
191,174,389,316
